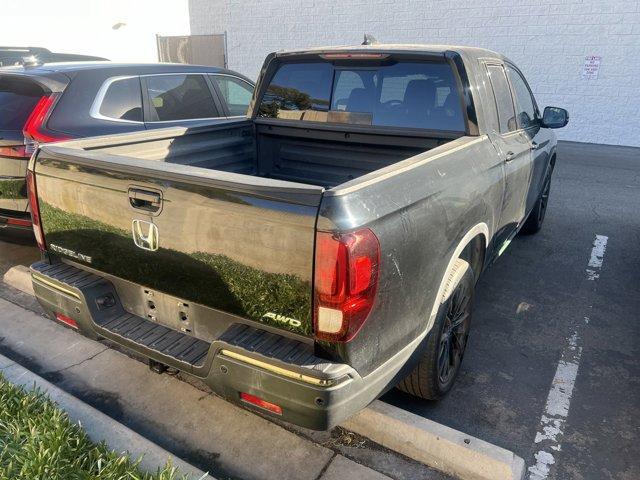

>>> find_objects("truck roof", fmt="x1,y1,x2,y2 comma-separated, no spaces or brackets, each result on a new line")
275,43,506,61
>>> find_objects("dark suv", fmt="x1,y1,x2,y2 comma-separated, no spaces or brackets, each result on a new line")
0,63,254,231
0,46,108,67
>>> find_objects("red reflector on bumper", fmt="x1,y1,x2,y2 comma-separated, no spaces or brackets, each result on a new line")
240,392,282,415
55,313,78,329
7,217,32,227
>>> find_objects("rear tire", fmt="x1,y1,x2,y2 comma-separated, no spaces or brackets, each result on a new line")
397,259,474,400
520,173,551,235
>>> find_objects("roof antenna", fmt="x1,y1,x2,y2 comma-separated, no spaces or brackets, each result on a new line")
362,34,378,46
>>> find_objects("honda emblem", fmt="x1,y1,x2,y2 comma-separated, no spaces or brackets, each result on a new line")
132,219,159,251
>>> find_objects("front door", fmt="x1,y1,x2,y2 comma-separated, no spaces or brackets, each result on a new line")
485,63,532,243
505,64,553,216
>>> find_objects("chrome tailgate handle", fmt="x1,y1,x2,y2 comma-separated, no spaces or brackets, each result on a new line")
128,188,162,213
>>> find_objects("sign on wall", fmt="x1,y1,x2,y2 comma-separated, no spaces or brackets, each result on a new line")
581,55,602,80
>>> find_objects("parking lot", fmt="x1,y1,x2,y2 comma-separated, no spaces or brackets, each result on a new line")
385,141,640,479
1,140,638,479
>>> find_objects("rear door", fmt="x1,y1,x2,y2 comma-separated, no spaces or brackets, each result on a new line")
0,76,46,213
484,63,532,238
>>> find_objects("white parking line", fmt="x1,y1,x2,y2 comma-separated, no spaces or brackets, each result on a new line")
528,235,608,480
586,234,608,280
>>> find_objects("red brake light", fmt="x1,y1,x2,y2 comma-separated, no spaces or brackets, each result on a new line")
7,217,32,227
22,94,69,153
26,170,46,250
320,53,390,60
240,392,282,415
0,145,28,159
313,228,380,342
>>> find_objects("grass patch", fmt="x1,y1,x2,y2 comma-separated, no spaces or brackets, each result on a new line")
0,372,188,479
0,178,26,200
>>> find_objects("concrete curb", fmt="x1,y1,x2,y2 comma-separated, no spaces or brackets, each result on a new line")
5,264,525,480
344,401,525,480
0,353,214,480
3,265,34,296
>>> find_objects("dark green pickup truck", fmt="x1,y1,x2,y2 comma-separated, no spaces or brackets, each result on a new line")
26,44,567,429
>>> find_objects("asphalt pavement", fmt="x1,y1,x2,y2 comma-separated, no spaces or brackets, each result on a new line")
384,141,640,480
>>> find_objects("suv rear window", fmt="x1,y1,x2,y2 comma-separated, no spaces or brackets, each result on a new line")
0,77,43,130
258,60,465,131
98,77,142,122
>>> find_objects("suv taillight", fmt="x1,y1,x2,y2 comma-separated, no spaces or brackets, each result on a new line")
22,93,68,154
313,228,380,342
26,170,45,250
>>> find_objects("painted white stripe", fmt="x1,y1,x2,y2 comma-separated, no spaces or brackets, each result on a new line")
528,327,584,480
586,235,608,280
528,235,608,479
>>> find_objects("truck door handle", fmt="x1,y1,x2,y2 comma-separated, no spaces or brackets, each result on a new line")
128,188,162,213
505,151,515,162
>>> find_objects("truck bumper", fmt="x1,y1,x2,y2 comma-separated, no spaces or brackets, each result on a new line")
29,260,383,431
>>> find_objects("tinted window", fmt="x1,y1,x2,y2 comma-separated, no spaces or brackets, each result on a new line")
486,65,517,134
98,77,142,122
506,67,537,130
146,74,218,122
210,75,253,116
258,62,333,120
0,78,43,130
258,61,465,131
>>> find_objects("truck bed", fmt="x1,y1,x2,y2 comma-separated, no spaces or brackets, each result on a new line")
76,120,455,188
31,119,460,339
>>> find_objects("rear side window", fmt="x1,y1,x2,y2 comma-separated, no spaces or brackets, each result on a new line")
486,65,517,134
145,74,219,122
258,60,465,131
210,75,253,116
0,78,43,130
97,77,142,122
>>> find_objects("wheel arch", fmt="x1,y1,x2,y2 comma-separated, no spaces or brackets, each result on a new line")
428,223,489,327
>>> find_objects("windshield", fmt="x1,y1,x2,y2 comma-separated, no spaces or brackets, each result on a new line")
258,60,465,132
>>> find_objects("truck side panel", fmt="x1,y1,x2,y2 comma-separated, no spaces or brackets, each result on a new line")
316,135,504,375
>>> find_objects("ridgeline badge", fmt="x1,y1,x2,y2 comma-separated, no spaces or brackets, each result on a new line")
49,244,93,264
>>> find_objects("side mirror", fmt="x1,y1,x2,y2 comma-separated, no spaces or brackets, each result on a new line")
542,106,569,129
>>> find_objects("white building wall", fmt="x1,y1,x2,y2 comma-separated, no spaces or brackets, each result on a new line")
190,0,640,147
2,0,191,63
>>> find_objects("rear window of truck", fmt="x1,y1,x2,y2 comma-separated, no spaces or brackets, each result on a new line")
258,60,465,131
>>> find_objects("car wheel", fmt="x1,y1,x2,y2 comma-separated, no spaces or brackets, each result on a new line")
397,258,473,400
520,173,551,235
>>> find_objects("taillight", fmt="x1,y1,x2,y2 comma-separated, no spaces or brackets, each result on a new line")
0,145,28,159
26,170,45,250
22,94,68,154
313,228,380,342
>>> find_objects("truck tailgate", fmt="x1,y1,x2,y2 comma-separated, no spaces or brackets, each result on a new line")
33,144,323,336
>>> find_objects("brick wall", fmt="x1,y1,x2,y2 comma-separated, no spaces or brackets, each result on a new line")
189,0,640,147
